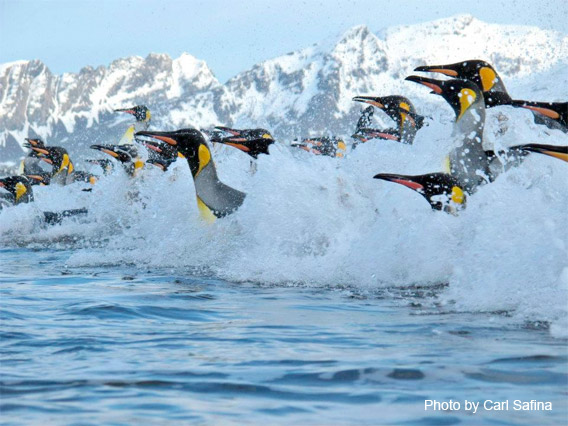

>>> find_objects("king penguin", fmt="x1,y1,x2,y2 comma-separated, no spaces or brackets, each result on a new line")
136,129,246,222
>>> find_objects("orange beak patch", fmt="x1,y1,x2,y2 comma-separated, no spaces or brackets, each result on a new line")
224,142,251,152
419,81,443,94
521,105,560,120
151,135,178,146
428,68,458,77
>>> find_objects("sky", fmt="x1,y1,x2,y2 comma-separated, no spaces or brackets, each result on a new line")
1,0,567,83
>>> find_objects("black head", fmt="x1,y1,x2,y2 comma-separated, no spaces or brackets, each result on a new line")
374,172,466,213
0,176,34,204
414,60,511,106
352,95,420,126
115,105,151,123
136,129,207,177
214,126,275,158
405,76,484,122
31,146,73,176
23,138,46,149
90,144,138,164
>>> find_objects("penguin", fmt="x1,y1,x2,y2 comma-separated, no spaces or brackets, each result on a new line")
414,60,567,132
141,140,182,172
405,75,491,192
213,126,275,159
30,146,75,185
291,137,347,158
0,176,34,207
406,75,568,184
115,105,152,144
19,138,50,175
352,95,425,144
0,175,88,223
90,144,145,177
374,172,466,214
136,129,246,221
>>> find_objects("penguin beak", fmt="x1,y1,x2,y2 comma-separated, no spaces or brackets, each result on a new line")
358,129,400,142
115,108,136,115
352,96,384,109
222,142,251,152
136,131,178,146
147,160,166,171
31,147,49,156
142,142,163,153
214,126,242,136
414,64,459,77
513,144,568,163
511,102,561,120
405,76,444,94
90,144,120,158
25,174,43,182
373,173,424,191
41,158,54,165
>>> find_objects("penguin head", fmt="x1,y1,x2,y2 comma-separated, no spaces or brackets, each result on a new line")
0,176,34,204
351,128,400,143
414,60,511,105
213,126,275,158
25,172,51,186
31,146,73,176
23,138,46,149
90,144,138,164
136,129,208,177
352,95,422,129
291,137,345,157
405,76,484,123
115,105,151,123
374,172,466,214
140,140,179,160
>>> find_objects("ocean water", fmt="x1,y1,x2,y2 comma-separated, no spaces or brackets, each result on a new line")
1,248,567,425
1,66,568,424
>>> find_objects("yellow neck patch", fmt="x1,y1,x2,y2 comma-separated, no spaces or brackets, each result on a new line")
59,154,70,173
145,110,151,122
15,182,27,202
196,196,216,223
262,133,272,139
451,186,465,204
196,144,212,177
399,102,410,112
458,88,477,121
479,67,496,92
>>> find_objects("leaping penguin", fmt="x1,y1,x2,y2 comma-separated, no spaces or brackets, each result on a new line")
352,95,425,144
136,129,246,222
90,144,145,177
414,60,567,132
374,172,466,214
212,126,275,158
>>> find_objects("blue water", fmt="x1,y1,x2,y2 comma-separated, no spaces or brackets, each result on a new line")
1,248,567,424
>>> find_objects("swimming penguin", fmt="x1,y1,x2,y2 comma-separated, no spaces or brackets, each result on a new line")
414,60,567,132
374,172,466,214
213,126,275,158
90,144,145,176
19,138,50,175
0,176,34,207
405,75,491,192
0,175,88,223
30,146,75,185
406,75,568,183
115,105,152,144
141,140,182,171
136,129,246,221
352,95,425,144
291,137,347,158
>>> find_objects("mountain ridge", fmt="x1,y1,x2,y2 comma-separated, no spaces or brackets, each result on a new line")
1,14,567,161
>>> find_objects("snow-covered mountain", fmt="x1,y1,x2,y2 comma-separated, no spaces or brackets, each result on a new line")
1,14,567,161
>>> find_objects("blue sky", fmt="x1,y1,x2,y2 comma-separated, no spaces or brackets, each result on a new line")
1,0,566,82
